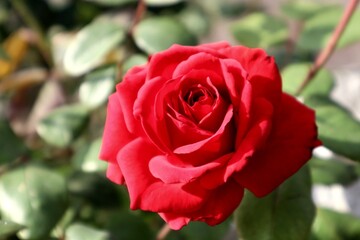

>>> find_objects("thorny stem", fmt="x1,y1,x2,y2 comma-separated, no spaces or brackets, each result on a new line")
11,0,53,67
130,0,146,35
295,0,360,96
157,224,171,240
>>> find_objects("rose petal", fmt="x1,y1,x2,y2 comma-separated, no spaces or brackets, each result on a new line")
199,98,273,189
147,44,227,80
116,66,147,134
166,108,213,149
174,105,233,154
172,52,222,79
149,153,232,184
199,41,231,51
220,58,252,145
220,46,282,106
99,94,134,164
133,76,172,152
158,213,190,230
117,138,207,213
173,106,235,166
106,162,124,184
233,94,319,197
191,179,244,225
159,179,244,230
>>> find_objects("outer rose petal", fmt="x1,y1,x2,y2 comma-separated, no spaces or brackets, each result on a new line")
116,66,147,134
106,162,124,184
149,153,232,184
234,94,319,197
220,46,282,106
158,213,190,230
117,138,207,213
159,179,244,230
100,94,135,162
100,94,136,184
147,44,227,80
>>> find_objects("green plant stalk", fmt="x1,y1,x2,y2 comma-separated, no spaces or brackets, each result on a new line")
295,0,360,96
11,0,53,67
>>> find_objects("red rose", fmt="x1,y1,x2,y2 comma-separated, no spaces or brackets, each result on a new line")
100,42,319,230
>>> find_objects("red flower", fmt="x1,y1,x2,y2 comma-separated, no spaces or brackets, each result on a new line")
100,42,320,230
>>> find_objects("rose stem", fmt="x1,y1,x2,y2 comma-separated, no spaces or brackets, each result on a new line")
10,0,53,67
156,224,171,240
294,0,359,96
129,0,146,35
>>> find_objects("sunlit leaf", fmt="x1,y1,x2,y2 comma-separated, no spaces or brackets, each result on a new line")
298,7,360,51
145,0,184,7
36,104,90,148
281,1,327,20
0,31,28,78
0,119,26,165
311,208,360,240
236,166,315,240
231,12,288,48
309,157,358,185
0,220,24,238
64,18,126,76
122,54,147,74
79,65,116,109
281,63,334,97
133,16,197,55
83,0,136,6
0,165,67,239
220,1,246,18
176,5,210,37
66,223,111,240
72,138,107,172
305,96,360,161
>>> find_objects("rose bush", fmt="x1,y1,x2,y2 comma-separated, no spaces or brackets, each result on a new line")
100,42,320,230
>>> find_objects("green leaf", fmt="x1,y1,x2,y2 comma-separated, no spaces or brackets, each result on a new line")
66,223,111,240
122,54,147,75
67,172,120,208
64,18,126,76
311,208,360,240
235,166,315,240
308,157,358,185
105,210,154,240
281,1,326,20
83,0,136,6
231,12,288,48
36,104,90,148
181,220,230,240
0,119,26,165
72,138,107,172
298,7,360,51
145,0,184,7
305,96,360,161
0,220,24,238
281,63,334,97
176,5,210,37
220,1,246,18
0,165,67,239
79,65,116,109
133,16,198,55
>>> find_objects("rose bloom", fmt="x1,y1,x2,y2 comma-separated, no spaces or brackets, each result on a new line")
100,42,319,230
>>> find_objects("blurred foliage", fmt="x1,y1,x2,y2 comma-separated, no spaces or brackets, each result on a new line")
236,166,315,240
1,0,360,239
